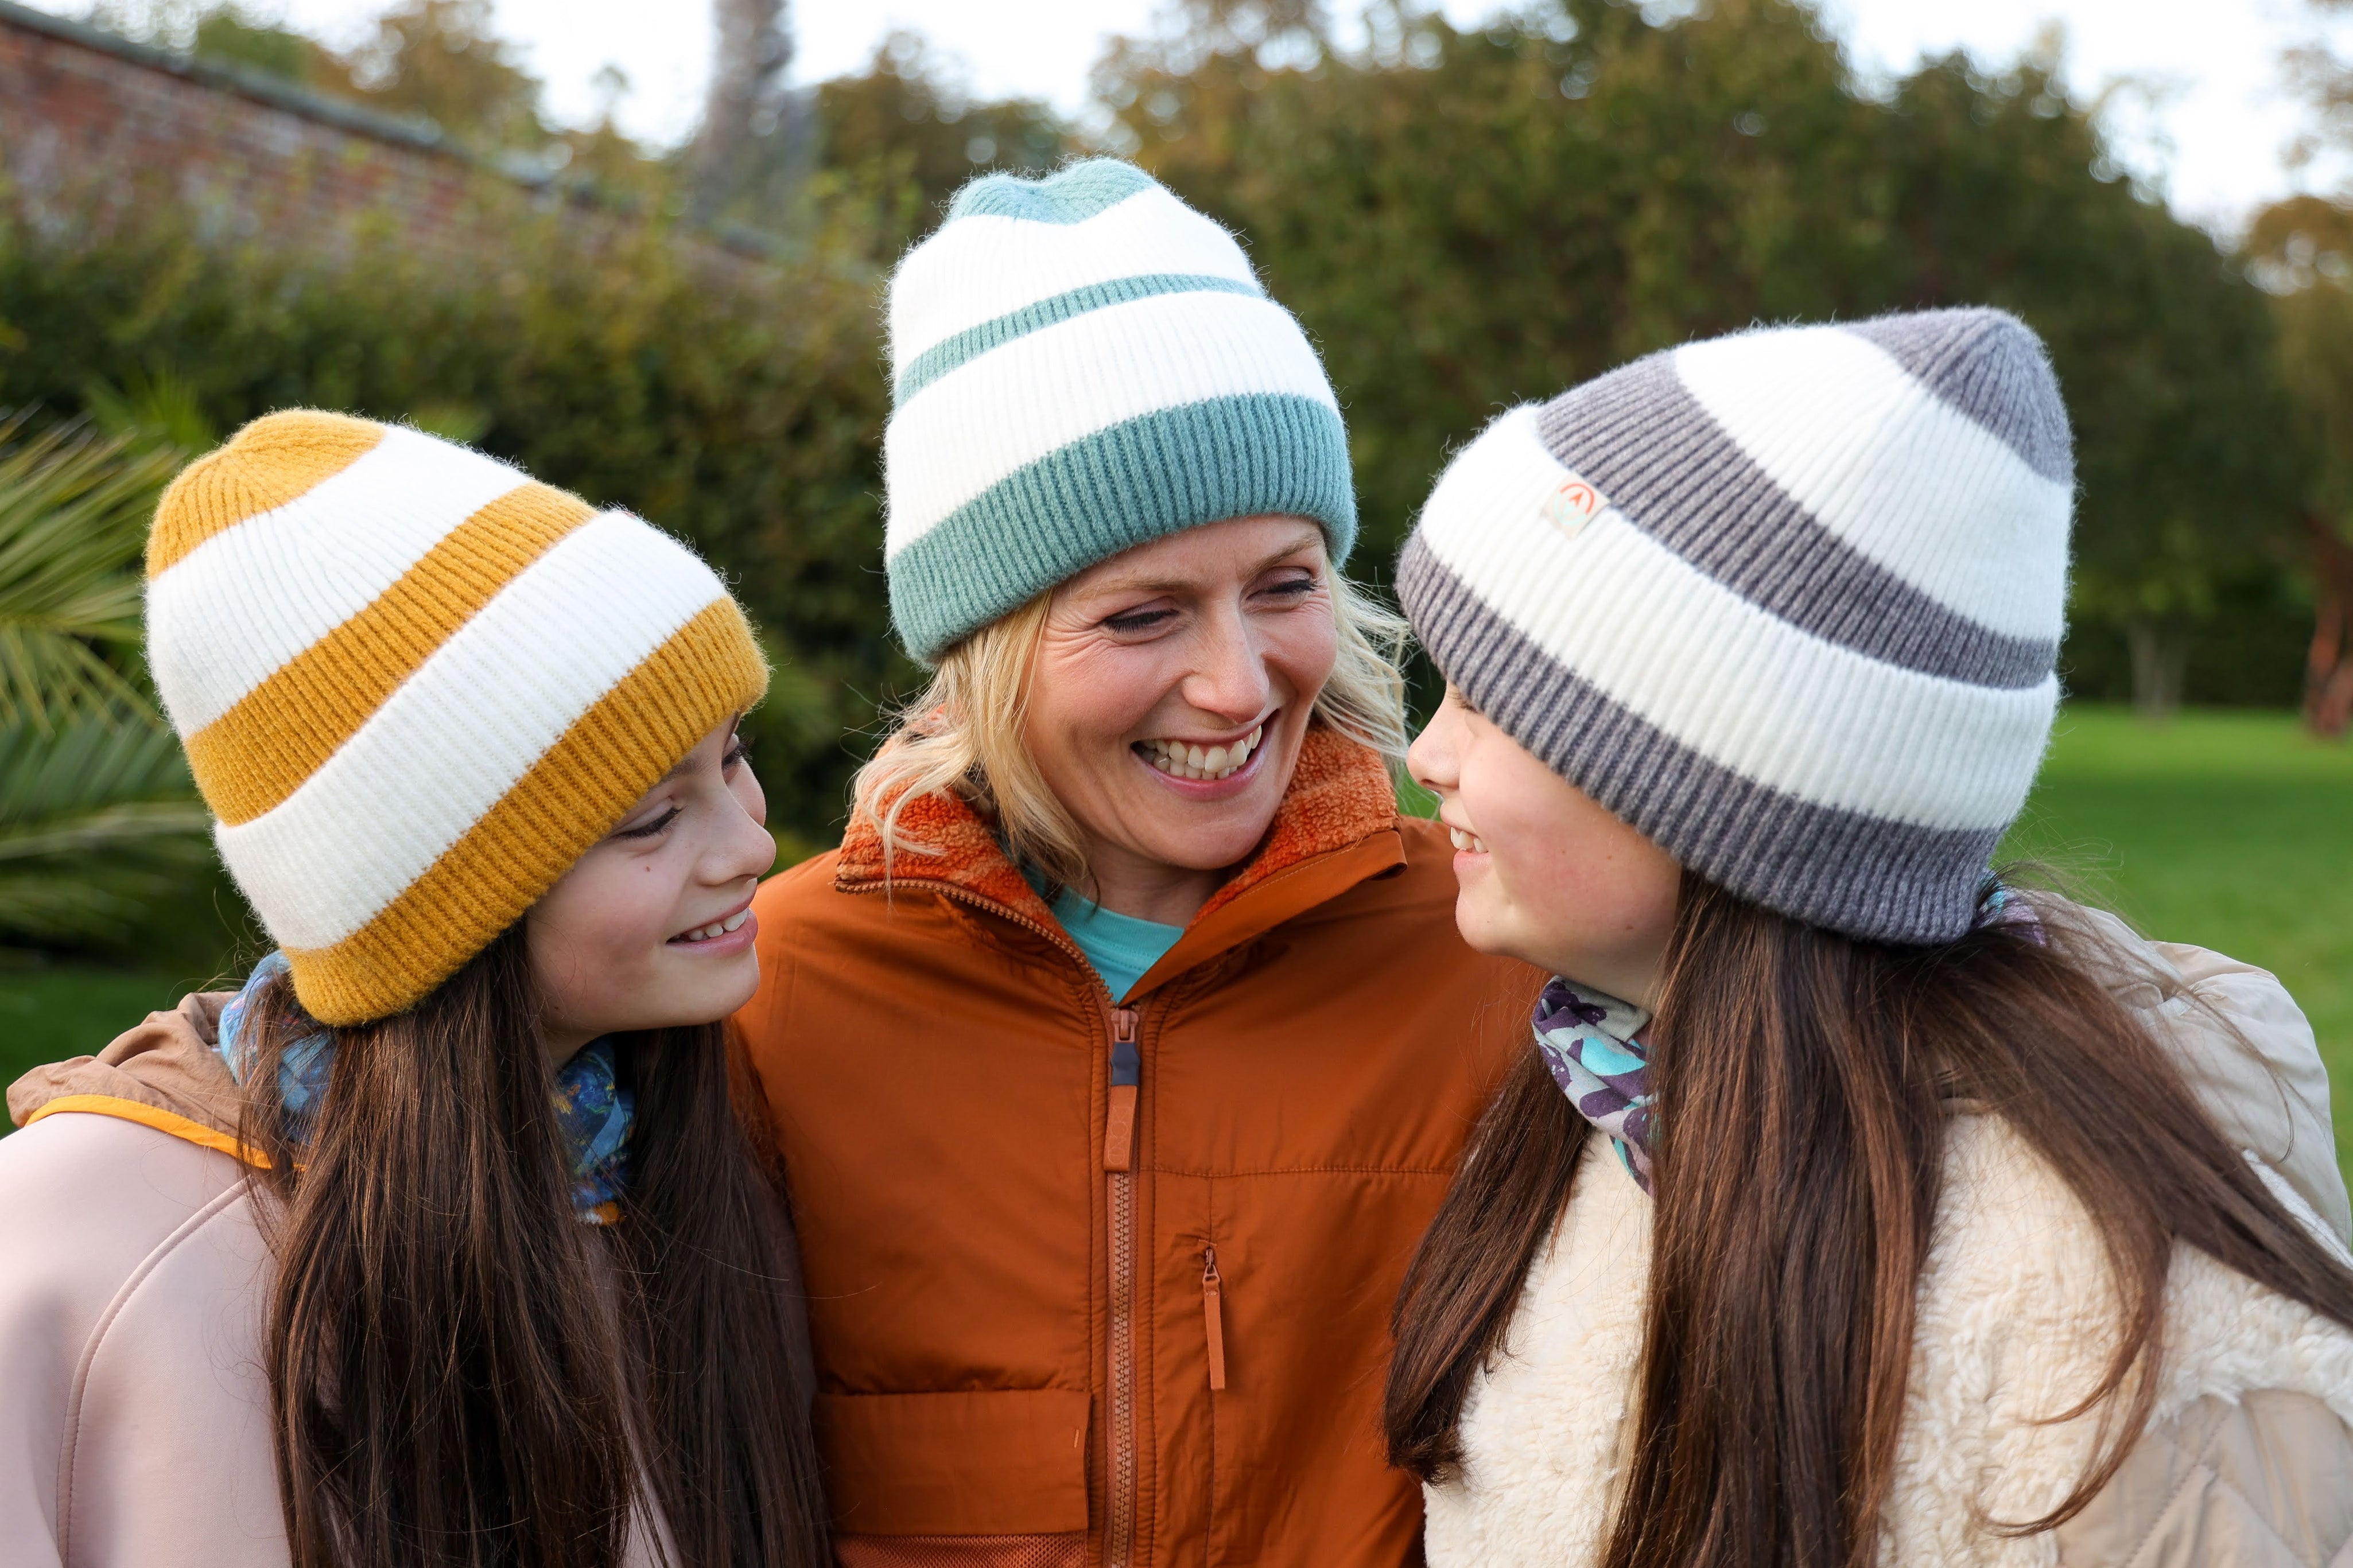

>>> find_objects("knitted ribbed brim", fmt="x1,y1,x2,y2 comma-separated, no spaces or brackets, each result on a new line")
883,159,1356,662
147,411,769,1024
1399,309,2074,945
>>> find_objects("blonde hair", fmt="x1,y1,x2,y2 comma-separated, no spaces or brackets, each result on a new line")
852,565,1411,888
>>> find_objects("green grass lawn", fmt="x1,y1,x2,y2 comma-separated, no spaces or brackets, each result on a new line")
0,964,206,1096
2002,706,2353,1187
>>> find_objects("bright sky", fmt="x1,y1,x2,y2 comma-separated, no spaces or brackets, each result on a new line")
37,0,2353,234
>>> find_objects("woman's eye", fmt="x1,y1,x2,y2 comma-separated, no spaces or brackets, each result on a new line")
723,738,751,770
1105,606,1175,634
1261,573,1318,599
612,805,681,841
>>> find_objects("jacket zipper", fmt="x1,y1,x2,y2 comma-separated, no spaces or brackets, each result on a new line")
851,879,1147,1565
1105,1003,1141,1568
852,888,1143,1561
1201,1244,1226,1392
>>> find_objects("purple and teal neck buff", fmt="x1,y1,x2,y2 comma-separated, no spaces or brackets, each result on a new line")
1535,883,2043,1196
215,952,634,1224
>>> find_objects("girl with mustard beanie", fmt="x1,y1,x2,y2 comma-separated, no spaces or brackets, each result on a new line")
1382,309,2353,1566
0,413,826,1568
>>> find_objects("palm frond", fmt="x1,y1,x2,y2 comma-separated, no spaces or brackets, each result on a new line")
81,367,219,459
0,413,184,729
0,712,214,947
0,865,209,947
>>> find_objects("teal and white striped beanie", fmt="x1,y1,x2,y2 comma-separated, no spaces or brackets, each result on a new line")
1399,308,2074,945
883,159,1357,662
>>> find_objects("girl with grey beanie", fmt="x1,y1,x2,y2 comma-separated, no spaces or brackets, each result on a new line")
1380,308,2353,1566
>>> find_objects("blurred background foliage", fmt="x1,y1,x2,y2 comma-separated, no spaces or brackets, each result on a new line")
3,0,2352,987
0,414,228,970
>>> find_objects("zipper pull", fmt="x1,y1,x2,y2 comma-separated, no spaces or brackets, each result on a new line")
1104,1006,1140,1172
1202,1245,1227,1392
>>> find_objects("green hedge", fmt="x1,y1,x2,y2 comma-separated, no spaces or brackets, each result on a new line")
0,201,908,849
3,3,2329,869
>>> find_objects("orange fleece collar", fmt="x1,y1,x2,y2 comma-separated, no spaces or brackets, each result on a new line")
833,726,1401,931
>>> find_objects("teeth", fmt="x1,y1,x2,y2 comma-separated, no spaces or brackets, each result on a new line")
676,909,750,943
1141,723,1264,781
1448,827,1490,855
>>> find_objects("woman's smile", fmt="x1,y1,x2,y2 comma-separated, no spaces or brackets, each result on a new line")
1130,717,1275,803
1133,718,1268,782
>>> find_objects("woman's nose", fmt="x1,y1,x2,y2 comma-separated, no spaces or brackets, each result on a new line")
1182,607,1275,721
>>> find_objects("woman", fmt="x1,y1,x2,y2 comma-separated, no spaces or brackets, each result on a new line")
1,411,825,1568
731,160,1545,1568
1383,308,2353,1565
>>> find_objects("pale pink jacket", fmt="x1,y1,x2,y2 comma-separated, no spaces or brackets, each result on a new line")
0,994,681,1568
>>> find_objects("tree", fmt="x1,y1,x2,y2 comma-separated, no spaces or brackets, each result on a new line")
687,0,813,229
2284,0,2353,172
814,33,1069,256
2249,201,2353,531
191,6,360,94
338,0,551,152
1098,0,2300,716
2247,1,2353,732
123,0,554,154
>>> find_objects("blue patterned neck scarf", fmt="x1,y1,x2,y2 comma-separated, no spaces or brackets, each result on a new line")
1533,882,2044,1197
217,952,634,1224
1532,978,1657,1193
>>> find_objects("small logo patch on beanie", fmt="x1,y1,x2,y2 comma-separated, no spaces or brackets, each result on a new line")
1542,475,1609,538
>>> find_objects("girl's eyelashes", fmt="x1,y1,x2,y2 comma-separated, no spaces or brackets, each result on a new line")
723,737,751,770
612,804,682,841
1260,569,1319,600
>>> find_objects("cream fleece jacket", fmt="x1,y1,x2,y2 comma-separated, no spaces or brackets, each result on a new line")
1424,920,2353,1568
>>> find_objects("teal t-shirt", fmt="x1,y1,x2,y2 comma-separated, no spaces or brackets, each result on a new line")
1049,885,1185,1001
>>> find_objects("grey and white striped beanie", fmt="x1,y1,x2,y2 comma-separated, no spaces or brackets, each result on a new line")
1398,308,2073,945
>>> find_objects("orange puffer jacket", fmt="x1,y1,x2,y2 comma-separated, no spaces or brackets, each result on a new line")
736,730,1543,1568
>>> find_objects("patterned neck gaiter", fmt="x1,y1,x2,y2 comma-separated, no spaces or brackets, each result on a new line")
217,952,635,1224
1531,978,1656,1193
1531,882,2044,1197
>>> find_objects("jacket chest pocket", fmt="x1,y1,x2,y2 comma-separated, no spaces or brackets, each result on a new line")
820,1388,1090,1568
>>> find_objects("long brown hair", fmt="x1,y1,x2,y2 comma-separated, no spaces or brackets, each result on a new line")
1387,873,2353,1567
238,925,827,1568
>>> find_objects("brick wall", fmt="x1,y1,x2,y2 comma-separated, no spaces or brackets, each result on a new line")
0,1,569,259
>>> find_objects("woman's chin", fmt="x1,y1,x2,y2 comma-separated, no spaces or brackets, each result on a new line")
1125,748,1291,863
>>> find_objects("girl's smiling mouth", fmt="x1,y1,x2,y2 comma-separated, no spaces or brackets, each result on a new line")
669,898,755,948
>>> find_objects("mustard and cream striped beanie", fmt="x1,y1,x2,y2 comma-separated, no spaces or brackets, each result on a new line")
1400,308,2073,945
883,159,1356,662
146,411,769,1025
